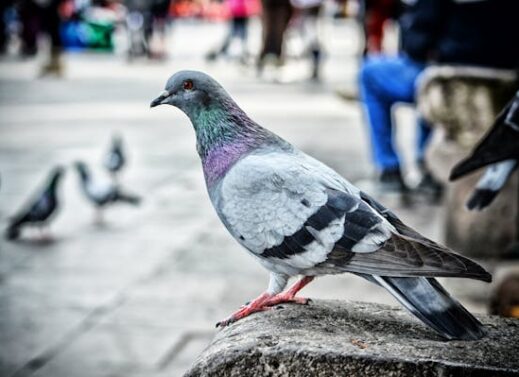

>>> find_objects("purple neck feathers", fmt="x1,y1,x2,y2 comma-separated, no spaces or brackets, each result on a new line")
202,137,255,187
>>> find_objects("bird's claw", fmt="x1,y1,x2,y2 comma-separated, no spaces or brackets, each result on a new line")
215,318,234,328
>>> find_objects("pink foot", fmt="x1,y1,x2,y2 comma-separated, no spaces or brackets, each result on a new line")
216,276,315,328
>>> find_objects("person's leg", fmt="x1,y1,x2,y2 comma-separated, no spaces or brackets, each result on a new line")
220,18,237,55
258,0,275,69
19,0,40,56
415,117,444,201
235,17,248,59
40,0,63,75
306,6,322,80
359,55,425,179
0,2,8,54
416,117,432,163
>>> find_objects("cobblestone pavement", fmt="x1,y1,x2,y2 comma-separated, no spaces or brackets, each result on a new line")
0,19,492,377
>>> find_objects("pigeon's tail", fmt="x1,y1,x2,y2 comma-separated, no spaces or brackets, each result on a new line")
373,276,486,340
466,160,517,211
114,191,141,206
5,222,21,240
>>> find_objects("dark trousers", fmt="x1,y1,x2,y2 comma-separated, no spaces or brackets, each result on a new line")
19,0,62,55
259,0,292,61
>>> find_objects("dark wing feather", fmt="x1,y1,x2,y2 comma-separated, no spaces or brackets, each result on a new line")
339,192,492,282
260,188,386,260
340,233,491,281
450,93,519,180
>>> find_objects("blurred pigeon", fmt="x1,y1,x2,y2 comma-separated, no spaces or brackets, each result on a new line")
75,161,140,220
151,71,491,340
5,166,64,240
104,134,125,179
450,90,519,210
466,160,517,211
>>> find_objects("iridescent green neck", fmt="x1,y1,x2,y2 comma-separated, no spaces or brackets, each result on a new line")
186,101,280,186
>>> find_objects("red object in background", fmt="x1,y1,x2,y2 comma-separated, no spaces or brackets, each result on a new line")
364,0,399,54
59,0,76,19
170,0,260,20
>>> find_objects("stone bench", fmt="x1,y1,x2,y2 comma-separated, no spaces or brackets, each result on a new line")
416,65,518,259
184,300,519,377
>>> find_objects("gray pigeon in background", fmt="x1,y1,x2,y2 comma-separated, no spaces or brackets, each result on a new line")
5,166,64,240
451,90,519,210
151,70,491,340
75,161,140,221
104,134,125,179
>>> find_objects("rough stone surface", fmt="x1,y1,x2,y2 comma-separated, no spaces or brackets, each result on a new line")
417,66,519,258
184,300,519,377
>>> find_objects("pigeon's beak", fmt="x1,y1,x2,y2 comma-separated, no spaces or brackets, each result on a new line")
150,90,171,108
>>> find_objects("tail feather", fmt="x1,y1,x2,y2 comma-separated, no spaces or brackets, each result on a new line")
373,276,486,340
114,191,141,205
5,223,21,240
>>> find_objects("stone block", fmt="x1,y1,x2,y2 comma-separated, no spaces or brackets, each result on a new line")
184,300,519,377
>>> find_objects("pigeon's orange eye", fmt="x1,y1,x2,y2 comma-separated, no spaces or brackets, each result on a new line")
183,80,194,90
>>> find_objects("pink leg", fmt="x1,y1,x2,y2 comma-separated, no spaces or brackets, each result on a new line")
263,276,314,306
216,276,314,328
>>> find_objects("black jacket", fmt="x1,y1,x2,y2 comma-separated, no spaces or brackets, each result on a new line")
400,0,519,69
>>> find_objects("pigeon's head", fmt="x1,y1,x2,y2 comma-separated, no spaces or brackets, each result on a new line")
150,70,230,117
48,165,65,188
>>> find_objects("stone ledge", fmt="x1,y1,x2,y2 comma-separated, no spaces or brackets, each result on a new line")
184,300,519,377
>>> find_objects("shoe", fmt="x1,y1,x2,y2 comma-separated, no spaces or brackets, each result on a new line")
378,168,409,194
39,49,63,77
414,162,444,203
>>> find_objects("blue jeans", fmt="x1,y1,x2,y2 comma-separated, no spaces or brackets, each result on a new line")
359,55,432,171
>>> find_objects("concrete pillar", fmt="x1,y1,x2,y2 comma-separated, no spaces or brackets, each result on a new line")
184,300,519,377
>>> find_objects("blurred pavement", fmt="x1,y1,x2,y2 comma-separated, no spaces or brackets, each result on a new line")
0,18,491,377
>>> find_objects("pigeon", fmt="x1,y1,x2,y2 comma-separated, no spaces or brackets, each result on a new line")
465,159,517,211
450,91,519,210
151,70,491,340
104,134,125,179
5,166,64,240
74,161,140,220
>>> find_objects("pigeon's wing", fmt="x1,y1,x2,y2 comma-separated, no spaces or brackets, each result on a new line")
350,192,492,282
9,189,51,225
218,151,491,281
450,92,519,180
217,151,392,272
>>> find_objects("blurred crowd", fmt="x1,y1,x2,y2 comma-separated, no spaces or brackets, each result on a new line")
1,0,518,196
2,0,519,201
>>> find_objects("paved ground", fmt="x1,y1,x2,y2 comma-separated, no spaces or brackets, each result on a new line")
0,18,493,377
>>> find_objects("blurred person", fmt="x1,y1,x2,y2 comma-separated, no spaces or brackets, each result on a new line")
18,0,65,74
256,0,292,75
0,1,15,54
149,0,171,59
124,0,152,59
124,0,170,60
206,0,255,63
290,0,324,80
359,0,519,195
359,0,399,56
18,0,40,56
